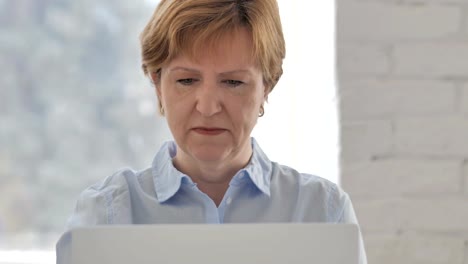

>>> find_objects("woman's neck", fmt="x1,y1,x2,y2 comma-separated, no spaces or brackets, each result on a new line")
172,144,252,206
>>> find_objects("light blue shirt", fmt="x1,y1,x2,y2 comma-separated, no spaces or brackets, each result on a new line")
63,138,367,263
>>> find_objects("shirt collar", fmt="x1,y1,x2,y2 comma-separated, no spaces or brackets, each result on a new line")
240,138,272,196
151,137,272,203
151,141,193,203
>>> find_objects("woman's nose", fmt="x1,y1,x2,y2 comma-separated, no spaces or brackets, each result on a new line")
195,83,222,117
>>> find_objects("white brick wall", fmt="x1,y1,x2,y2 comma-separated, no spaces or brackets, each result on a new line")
354,197,468,231
341,120,393,161
396,116,468,156
464,161,468,193
338,2,461,41
340,79,457,119
462,84,468,114
394,43,468,77
337,0,468,263
365,233,465,264
338,44,391,75
342,159,462,197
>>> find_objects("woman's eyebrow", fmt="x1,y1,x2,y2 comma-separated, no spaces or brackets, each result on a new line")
219,69,252,76
168,67,254,76
168,66,201,74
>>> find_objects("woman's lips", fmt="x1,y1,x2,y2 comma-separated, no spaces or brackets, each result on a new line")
192,127,227,135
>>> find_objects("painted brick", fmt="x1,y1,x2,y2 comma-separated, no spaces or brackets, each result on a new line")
463,245,468,264
363,233,398,264
340,79,456,119
420,0,468,3
464,161,468,194
336,0,468,262
462,84,468,114
465,242,468,264
353,199,402,231
355,198,468,232
395,116,468,156
365,233,465,264
401,198,468,231
342,159,461,197
338,2,461,41
341,120,393,161
373,0,468,4
337,44,390,75
394,43,468,77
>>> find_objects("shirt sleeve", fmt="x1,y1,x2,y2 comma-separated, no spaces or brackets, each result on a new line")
337,192,368,264
57,186,112,264
65,186,110,229
64,169,133,230
57,170,134,263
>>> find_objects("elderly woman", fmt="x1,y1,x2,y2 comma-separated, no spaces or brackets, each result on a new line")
65,0,366,263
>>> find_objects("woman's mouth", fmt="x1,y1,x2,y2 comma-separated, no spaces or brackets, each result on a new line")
192,127,227,136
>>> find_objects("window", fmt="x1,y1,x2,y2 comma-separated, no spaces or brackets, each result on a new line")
253,0,338,183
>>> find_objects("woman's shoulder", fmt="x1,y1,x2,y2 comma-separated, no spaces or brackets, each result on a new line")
272,162,341,192
271,162,350,221
66,167,152,228
88,167,134,190
86,166,154,193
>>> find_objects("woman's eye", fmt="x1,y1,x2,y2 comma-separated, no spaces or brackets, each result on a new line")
223,80,244,87
177,78,196,85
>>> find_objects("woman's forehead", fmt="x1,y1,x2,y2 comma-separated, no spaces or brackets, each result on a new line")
165,28,259,71
180,27,255,60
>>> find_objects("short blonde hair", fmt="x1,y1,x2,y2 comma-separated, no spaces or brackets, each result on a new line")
140,0,285,92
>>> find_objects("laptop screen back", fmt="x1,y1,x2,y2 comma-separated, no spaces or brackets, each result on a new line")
57,223,359,264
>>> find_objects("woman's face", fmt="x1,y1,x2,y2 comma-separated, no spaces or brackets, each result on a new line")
155,28,267,173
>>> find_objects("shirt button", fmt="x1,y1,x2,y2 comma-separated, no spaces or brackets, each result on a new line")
226,197,232,205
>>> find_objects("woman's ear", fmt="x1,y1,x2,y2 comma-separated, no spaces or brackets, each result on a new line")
150,71,165,116
150,71,159,85
150,71,162,98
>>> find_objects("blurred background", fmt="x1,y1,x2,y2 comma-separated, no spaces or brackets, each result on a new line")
0,0,338,263
0,0,168,261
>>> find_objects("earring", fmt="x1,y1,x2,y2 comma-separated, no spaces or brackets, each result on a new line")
259,105,264,117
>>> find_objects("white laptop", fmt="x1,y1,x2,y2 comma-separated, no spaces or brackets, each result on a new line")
56,223,358,264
